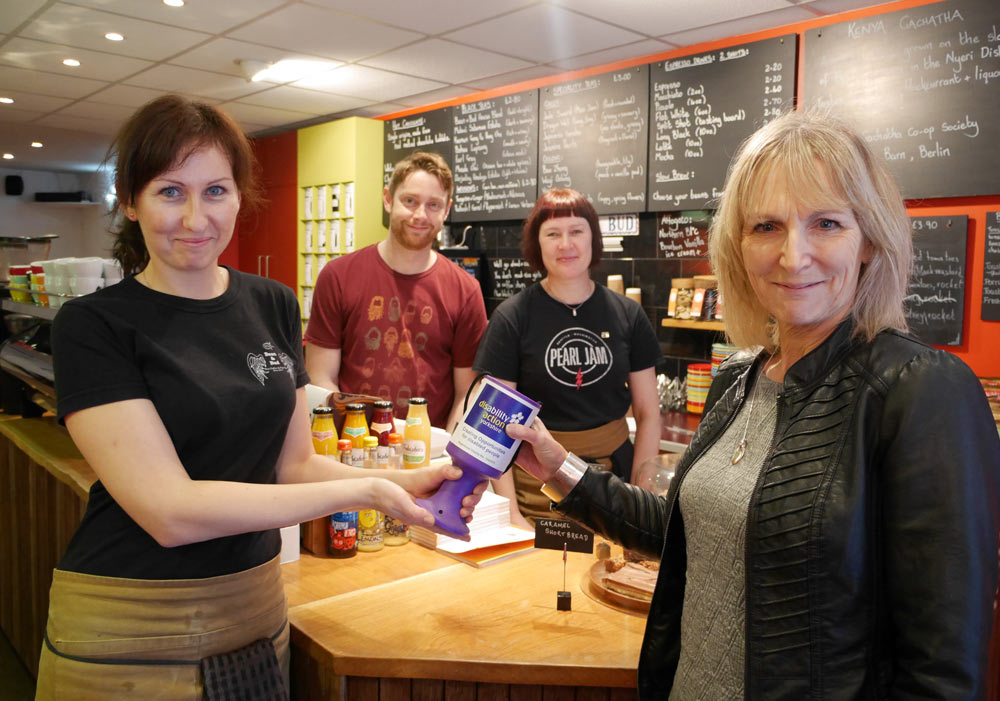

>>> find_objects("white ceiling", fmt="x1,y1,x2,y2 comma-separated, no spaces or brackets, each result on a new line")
0,0,898,173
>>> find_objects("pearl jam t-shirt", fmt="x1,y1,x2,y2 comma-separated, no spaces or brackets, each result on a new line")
52,268,309,579
473,282,661,431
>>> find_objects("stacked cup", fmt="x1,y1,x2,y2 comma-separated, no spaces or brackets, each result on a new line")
103,259,123,286
8,265,33,303
685,363,713,414
69,257,105,297
710,343,739,377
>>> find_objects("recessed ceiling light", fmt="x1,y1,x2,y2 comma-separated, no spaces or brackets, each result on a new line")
63,58,81,67
163,0,184,6
105,32,124,41
0,97,13,104
31,142,43,148
2,154,13,160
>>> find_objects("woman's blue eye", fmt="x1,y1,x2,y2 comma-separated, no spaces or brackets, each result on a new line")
207,185,226,196
160,186,180,198
818,218,839,230
752,222,775,233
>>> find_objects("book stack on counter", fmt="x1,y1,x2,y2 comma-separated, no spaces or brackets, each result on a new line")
411,490,535,567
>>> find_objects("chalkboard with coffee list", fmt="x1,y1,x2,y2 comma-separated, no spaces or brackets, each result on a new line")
648,35,796,211
906,215,968,346
451,89,539,222
657,211,711,258
489,257,542,300
983,211,1000,321
802,0,1000,199
538,65,649,215
383,107,455,190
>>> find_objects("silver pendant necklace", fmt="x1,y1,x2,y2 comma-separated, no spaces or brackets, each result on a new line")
731,356,778,465
563,301,584,317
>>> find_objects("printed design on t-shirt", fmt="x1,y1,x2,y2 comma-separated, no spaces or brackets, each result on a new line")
247,342,294,386
398,329,414,359
362,357,376,378
385,357,406,384
388,297,402,322
420,305,433,324
396,386,412,410
544,327,613,389
377,385,391,402
403,299,418,325
365,326,381,350
384,327,399,355
368,296,384,321
414,332,428,352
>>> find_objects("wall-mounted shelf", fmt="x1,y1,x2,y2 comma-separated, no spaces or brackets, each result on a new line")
2,299,57,320
661,318,725,332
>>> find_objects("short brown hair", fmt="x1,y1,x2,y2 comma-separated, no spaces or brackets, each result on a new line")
387,151,453,202
708,109,911,351
521,188,603,273
109,95,261,275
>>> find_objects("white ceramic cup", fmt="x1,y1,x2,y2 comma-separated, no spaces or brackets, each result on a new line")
70,276,104,296
68,257,104,278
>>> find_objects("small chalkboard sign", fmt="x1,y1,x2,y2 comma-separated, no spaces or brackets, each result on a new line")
657,211,711,258
490,258,542,300
534,518,594,554
906,215,968,346
983,211,1000,322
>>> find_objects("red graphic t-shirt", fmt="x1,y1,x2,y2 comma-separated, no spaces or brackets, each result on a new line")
305,244,487,427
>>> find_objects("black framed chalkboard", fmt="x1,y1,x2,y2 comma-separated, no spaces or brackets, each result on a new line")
382,107,455,190
647,35,796,211
451,90,539,222
802,0,1000,199
906,215,968,346
538,65,649,215
983,212,1000,322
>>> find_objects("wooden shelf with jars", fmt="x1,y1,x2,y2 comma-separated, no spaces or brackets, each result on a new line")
661,318,726,331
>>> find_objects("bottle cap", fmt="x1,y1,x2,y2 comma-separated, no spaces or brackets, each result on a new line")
408,397,427,405
363,436,379,448
388,432,403,445
373,400,392,409
337,439,352,451
345,403,364,411
312,406,333,415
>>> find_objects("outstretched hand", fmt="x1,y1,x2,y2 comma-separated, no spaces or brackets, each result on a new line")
393,464,487,520
506,416,568,483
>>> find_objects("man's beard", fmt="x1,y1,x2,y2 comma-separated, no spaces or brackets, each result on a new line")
391,221,437,251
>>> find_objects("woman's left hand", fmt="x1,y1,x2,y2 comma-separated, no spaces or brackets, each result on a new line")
394,465,487,519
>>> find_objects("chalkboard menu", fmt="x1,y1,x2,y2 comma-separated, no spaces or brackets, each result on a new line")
648,35,796,211
490,258,541,299
802,0,1000,198
657,211,711,258
906,215,968,346
983,211,1000,321
539,65,649,215
451,90,539,222
383,107,455,189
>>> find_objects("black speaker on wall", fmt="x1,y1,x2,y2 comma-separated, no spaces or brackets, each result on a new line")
4,175,24,196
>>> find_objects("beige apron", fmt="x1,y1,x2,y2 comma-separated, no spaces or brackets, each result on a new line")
35,555,289,700
513,416,630,523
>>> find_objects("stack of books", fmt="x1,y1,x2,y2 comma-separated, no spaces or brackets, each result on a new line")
411,490,534,567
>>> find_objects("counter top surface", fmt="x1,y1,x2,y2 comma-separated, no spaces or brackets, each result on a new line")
0,415,93,500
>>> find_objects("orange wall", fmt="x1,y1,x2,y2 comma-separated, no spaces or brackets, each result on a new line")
377,0,998,376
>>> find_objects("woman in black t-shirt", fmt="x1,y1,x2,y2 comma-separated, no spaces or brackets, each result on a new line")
474,189,661,528
38,95,482,699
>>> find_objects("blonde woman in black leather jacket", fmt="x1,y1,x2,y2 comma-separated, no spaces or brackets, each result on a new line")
508,110,1000,700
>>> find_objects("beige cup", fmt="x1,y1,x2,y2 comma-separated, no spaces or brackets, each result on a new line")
607,274,625,294
626,287,642,305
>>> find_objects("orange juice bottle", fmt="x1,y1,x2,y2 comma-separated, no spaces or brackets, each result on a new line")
310,406,337,455
403,397,431,469
342,403,369,467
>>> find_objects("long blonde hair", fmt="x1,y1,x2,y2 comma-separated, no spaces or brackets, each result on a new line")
708,110,912,351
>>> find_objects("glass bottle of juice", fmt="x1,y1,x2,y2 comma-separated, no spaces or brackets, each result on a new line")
328,438,358,558
370,400,394,470
342,403,369,467
403,397,431,469
382,432,409,545
356,436,384,552
310,406,337,455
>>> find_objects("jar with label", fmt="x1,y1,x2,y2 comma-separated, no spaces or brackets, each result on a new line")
670,278,695,320
310,406,337,455
403,398,431,469
342,403,369,467
382,432,409,545
327,437,358,558
370,400,394,469
357,436,384,552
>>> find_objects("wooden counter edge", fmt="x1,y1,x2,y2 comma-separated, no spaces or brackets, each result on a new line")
0,416,95,501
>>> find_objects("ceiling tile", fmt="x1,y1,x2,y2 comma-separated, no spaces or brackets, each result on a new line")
360,39,533,85
306,0,538,34
0,107,48,124
660,6,814,47
219,101,315,127
0,122,111,171
0,36,153,81
234,85,373,115
36,112,119,136
228,4,422,63
802,0,896,15
87,84,179,108
549,38,677,70
335,102,409,119
124,64,269,102
444,5,644,63
65,0,287,35
0,64,109,98
552,0,793,36
394,85,477,108
0,0,46,34
462,64,563,91
56,100,139,122
168,37,341,81
0,89,72,112
293,64,446,102
21,3,211,61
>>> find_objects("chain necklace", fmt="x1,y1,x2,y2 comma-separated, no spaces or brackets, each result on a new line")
543,279,593,316
731,355,779,465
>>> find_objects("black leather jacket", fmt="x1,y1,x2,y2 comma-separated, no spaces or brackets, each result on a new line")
557,322,1000,699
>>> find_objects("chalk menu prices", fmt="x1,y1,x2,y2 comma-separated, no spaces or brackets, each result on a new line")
648,35,797,211
906,215,968,346
983,211,1000,321
657,211,711,258
382,108,455,190
450,90,539,222
539,65,649,215
802,0,1000,198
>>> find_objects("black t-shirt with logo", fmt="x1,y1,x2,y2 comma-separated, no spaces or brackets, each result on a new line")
474,282,661,431
52,268,309,579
